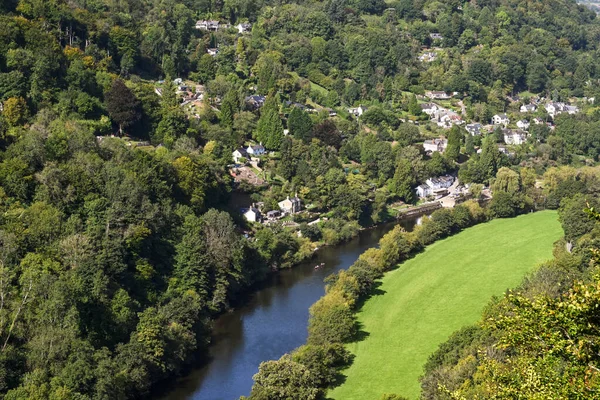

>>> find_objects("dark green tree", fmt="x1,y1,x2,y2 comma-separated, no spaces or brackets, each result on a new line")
105,79,141,136
288,107,313,141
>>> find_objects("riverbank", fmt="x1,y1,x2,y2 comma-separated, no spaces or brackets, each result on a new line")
330,211,562,399
158,216,423,400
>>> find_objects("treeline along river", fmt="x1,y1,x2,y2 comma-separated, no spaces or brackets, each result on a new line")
160,216,422,400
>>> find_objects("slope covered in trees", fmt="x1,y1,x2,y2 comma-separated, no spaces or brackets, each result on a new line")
0,0,600,398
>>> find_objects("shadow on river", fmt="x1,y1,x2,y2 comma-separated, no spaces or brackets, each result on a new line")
158,215,422,400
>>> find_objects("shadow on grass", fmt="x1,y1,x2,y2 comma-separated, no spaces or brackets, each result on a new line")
355,281,387,310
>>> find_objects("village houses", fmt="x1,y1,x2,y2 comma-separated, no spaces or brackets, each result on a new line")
232,148,248,164
195,20,221,31
492,113,510,126
416,175,455,198
244,205,262,223
247,144,266,156
545,102,580,118
516,119,530,130
245,95,266,109
423,138,448,154
278,195,302,214
348,105,368,117
420,103,439,116
418,52,437,62
425,91,453,100
236,22,251,34
520,104,537,113
465,123,482,136
503,129,527,145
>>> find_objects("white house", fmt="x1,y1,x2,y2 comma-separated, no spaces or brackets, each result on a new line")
247,144,266,156
426,175,454,192
545,102,580,118
232,148,248,163
492,114,510,126
244,205,262,223
520,104,537,113
278,195,302,214
423,138,448,153
207,48,218,56
533,117,545,125
348,105,368,117
426,91,452,100
420,103,439,116
196,20,221,31
236,23,251,34
465,123,482,136
430,33,444,41
503,129,527,145
516,119,530,130
416,184,432,198
418,52,437,62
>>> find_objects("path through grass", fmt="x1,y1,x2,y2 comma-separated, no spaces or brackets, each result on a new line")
329,211,562,400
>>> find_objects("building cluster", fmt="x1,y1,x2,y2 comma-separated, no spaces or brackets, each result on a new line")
421,103,463,128
232,144,266,164
195,20,252,34
243,195,302,224
422,138,448,154
418,52,438,63
416,175,455,198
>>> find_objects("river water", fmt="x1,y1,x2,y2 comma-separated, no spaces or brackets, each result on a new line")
161,217,420,400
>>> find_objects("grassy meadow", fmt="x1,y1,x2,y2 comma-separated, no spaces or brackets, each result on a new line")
329,211,563,400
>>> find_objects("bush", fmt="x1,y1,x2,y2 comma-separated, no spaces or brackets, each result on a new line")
308,291,357,345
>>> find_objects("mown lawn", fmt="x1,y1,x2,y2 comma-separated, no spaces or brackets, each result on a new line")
329,211,562,400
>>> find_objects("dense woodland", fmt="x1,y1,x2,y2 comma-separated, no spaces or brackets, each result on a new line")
1,0,600,399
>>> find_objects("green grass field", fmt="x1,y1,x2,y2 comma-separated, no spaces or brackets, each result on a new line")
329,211,562,400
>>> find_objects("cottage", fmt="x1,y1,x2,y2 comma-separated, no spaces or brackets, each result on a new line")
232,148,248,163
416,184,432,198
426,175,454,192
465,123,482,136
492,113,510,126
430,33,444,41
520,104,537,113
348,105,368,117
503,129,527,145
195,20,220,31
423,138,448,153
533,117,545,125
426,91,452,100
236,22,252,34
247,144,265,156
207,48,218,56
420,103,439,116
244,205,262,223
326,108,337,117
516,119,530,130
278,195,302,214
418,52,437,62
245,95,266,109
545,102,580,118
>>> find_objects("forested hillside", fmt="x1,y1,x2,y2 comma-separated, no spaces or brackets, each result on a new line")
1,0,600,399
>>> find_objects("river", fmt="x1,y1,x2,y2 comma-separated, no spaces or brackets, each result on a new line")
161,216,421,400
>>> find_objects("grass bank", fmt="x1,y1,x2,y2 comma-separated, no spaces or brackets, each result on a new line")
329,211,563,400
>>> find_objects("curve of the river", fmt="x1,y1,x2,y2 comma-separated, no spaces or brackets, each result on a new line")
161,217,421,400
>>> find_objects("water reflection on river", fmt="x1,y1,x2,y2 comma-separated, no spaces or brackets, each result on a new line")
161,217,419,400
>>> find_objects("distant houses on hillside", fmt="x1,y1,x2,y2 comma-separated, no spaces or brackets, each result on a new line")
423,138,448,154
416,175,454,198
